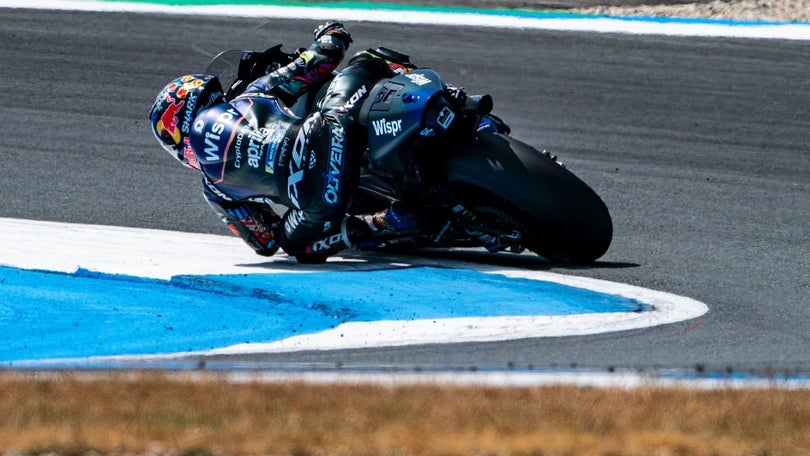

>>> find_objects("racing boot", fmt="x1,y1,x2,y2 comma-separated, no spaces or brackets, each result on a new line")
365,202,420,235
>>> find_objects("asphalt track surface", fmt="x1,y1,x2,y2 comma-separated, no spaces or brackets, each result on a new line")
1,8,808,373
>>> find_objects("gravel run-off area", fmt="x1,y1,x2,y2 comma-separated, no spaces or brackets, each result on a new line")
572,0,810,22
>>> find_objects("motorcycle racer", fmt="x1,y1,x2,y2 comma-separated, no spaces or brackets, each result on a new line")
149,22,419,263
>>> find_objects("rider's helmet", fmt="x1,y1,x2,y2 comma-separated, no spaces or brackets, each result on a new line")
149,74,224,169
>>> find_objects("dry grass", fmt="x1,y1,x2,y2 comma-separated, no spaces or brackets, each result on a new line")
1,370,809,456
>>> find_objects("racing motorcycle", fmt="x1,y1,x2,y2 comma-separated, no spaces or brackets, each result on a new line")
207,45,612,264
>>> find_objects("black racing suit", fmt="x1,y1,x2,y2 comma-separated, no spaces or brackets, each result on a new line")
188,33,401,261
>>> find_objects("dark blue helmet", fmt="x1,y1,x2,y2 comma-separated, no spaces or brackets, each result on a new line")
149,74,224,169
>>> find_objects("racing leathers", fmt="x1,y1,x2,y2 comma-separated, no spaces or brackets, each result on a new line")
189,25,406,261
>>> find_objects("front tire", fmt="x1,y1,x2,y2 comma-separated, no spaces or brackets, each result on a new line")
443,133,612,264
454,184,605,264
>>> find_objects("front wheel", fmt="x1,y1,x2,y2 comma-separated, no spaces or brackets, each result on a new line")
453,184,603,264
443,133,613,264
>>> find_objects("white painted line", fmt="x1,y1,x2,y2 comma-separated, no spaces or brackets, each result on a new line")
10,369,808,390
0,217,298,280
214,370,810,390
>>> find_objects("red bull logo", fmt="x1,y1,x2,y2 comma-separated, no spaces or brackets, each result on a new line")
156,77,207,145
182,140,200,170
156,96,184,145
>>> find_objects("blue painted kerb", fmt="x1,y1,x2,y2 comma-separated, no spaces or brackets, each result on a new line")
0,265,647,362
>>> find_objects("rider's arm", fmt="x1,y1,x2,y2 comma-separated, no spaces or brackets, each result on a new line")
202,176,281,257
244,22,352,106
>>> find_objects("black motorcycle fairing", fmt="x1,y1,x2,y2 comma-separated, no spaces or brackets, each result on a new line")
359,70,456,183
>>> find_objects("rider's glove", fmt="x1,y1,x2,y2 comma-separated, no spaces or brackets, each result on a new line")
225,203,281,256
313,21,353,48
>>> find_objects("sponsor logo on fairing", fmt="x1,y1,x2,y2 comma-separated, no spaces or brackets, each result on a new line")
372,118,403,137
437,106,455,129
405,73,431,86
323,125,344,205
